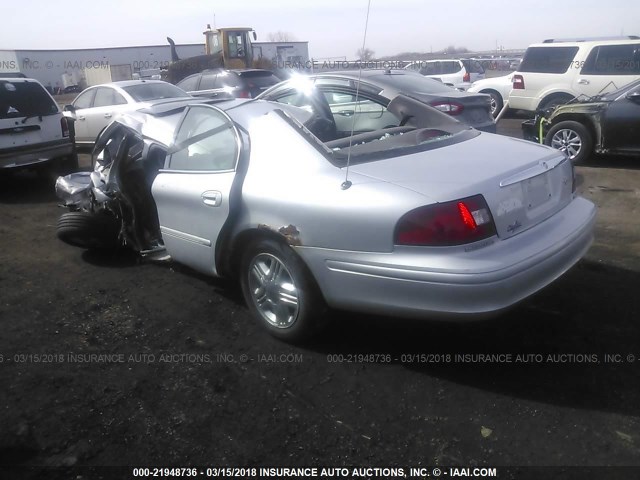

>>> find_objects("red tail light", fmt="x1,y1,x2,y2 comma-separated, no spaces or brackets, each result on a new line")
238,89,251,98
395,195,496,246
60,117,70,138
430,101,464,116
513,74,525,90
463,72,470,82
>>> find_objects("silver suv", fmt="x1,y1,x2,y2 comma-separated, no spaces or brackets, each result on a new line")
1,77,76,173
510,36,640,111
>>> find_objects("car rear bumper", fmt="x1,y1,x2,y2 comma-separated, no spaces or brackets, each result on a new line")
296,196,596,319
0,140,74,170
508,94,538,112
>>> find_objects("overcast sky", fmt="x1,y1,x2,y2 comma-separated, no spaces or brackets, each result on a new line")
3,0,638,58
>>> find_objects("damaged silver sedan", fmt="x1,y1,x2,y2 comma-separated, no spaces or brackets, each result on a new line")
55,93,596,342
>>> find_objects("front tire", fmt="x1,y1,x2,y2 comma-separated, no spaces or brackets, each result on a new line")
56,212,120,249
240,239,327,342
545,120,593,165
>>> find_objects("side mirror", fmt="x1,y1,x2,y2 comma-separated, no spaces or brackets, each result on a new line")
626,91,640,104
63,104,76,113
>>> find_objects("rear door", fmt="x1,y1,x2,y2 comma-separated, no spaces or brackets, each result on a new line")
576,43,640,97
85,87,130,142
151,104,241,276
70,88,96,143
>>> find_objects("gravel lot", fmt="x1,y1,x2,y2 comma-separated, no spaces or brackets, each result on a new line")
1,106,639,477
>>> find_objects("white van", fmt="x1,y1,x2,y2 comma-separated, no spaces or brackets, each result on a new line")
510,36,640,112
1,77,76,172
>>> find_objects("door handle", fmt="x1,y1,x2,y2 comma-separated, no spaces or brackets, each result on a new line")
201,190,222,207
337,110,355,117
104,113,112,118
78,116,86,120
577,79,590,85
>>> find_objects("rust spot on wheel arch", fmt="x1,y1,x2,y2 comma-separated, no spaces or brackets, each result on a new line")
257,224,302,246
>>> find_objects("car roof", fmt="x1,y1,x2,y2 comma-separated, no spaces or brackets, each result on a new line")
98,79,171,88
118,98,312,147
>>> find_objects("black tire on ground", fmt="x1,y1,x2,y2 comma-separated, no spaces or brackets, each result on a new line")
240,238,328,343
544,120,593,165
484,90,503,117
56,212,121,249
539,94,574,111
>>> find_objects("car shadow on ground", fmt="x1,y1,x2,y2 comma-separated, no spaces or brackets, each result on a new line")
0,171,59,205
585,154,640,171
307,258,640,417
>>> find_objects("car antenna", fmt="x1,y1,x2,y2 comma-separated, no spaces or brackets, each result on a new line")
342,0,372,191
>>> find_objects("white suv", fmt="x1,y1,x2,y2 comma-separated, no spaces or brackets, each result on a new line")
1,77,76,172
405,59,485,89
510,36,640,112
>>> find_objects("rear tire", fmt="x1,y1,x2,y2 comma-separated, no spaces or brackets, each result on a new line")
545,120,593,165
539,94,574,111
240,239,328,343
483,90,503,117
56,212,120,249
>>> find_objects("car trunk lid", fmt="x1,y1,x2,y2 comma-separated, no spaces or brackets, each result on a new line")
349,133,574,240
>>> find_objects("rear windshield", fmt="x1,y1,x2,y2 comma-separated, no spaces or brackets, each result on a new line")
237,71,280,88
0,80,58,119
519,46,579,73
122,83,190,102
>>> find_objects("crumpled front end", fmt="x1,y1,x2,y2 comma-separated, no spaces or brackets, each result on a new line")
55,172,92,210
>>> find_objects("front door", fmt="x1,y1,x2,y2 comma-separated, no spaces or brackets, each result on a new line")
152,104,241,276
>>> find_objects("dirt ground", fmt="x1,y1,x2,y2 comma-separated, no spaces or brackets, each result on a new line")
1,118,640,479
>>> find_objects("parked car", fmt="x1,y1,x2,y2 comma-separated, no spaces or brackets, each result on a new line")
258,69,496,133
404,59,485,89
510,36,640,112
522,78,640,164
55,94,595,342
64,80,191,147
467,73,513,117
0,77,76,173
176,68,280,100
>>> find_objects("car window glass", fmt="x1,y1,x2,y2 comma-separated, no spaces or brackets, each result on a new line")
122,83,189,101
470,60,485,73
322,90,399,130
73,89,96,109
177,75,200,91
581,44,640,75
420,62,439,75
273,91,315,113
0,80,58,118
216,72,241,88
442,62,461,74
169,106,238,171
94,88,120,107
198,74,218,90
519,46,579,73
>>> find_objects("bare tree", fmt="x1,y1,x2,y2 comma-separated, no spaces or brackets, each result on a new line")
356,47,375,61
444,45,469,54
268,31,296,42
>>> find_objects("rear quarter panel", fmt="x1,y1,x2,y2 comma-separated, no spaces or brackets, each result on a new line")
232,110,430,253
